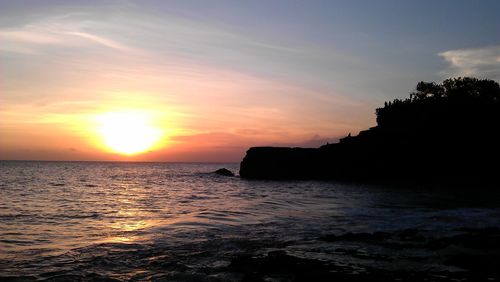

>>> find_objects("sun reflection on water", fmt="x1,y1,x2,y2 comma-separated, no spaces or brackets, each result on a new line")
102,196,159,243
103,217,155,244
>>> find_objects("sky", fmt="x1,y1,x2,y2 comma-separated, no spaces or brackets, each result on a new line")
1,0,499,162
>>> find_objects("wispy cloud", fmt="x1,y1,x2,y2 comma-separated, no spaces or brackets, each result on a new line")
65,31,131,51
0,28,63,44
0,18,136,54
439,45,500,80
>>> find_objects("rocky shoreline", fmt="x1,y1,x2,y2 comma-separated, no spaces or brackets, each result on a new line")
4,227,497,281
224,227,500,281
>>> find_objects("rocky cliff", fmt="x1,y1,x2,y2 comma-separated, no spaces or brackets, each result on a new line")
240,77,500,182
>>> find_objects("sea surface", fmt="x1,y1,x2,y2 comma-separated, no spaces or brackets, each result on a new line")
1,161,500,281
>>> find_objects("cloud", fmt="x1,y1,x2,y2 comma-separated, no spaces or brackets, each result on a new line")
0,29,63,44
439,45,500,80
0,19,135,54
65,31,131,51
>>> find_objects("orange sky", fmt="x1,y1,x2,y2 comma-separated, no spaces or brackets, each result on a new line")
3,2,495,162
0,4,376,162
0,68,371,162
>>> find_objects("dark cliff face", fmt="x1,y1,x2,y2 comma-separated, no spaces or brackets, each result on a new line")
239,147,321,179
239,77,500,182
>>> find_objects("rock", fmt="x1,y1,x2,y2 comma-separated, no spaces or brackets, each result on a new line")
213,168,234,177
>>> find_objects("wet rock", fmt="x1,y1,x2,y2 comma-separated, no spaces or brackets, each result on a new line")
321,231,391,242
228,251,343,282
425,227,500,250
397,229,426,242
445,254,500,274
213,168,235,177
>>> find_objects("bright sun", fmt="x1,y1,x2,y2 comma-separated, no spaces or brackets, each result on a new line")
96,111,162,155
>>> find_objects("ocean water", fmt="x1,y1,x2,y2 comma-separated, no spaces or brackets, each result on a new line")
1,161,500,281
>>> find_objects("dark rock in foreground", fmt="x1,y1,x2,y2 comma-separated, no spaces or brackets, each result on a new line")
214,168,235,177
240,77,500,182
227,227,500,281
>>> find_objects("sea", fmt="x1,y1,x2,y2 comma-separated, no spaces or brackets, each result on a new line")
1,161,499,281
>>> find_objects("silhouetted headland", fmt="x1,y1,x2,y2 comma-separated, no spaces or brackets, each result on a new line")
240,77,500,182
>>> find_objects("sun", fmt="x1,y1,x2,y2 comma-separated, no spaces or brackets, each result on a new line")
96,111,162,155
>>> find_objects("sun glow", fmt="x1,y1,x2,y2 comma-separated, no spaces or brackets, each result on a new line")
96,111,163,155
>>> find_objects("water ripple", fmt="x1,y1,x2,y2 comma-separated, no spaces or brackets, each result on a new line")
1,161,500,280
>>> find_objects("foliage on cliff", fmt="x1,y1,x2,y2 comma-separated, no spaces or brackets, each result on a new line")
375,77,500,132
